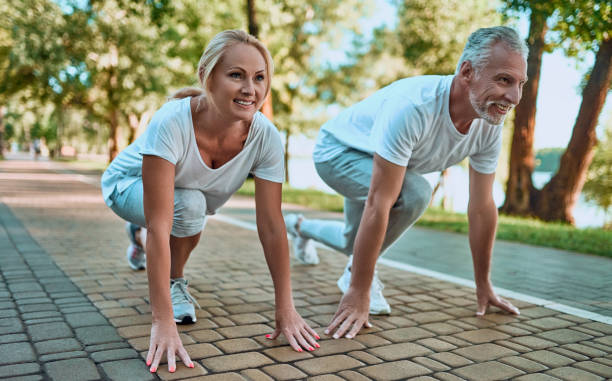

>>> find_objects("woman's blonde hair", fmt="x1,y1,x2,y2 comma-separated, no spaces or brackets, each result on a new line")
171,30,274,101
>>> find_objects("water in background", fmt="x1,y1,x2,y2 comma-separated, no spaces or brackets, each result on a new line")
287,151,607,229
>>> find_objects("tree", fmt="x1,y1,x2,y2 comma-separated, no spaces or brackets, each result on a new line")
501,0,612,223
582,120,612,222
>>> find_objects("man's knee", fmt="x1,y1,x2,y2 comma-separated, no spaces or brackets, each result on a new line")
172,189,207,237
395,173,432,216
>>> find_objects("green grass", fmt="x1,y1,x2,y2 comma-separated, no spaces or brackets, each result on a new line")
238,179,612,258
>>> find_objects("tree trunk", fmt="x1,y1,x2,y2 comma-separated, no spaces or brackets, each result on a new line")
108,108,120,163
0,106,4,159
246,0,274,121
284,129,290,184
534,38,612,223
500,10,548,216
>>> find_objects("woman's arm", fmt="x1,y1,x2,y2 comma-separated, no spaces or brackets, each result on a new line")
142,155,193,372
253,176,320,352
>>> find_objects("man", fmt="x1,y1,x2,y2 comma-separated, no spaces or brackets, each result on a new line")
284,26,528,339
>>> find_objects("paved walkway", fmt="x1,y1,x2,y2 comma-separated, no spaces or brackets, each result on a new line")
0,156,611,380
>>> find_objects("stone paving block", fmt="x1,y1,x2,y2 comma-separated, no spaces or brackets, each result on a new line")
526,317,576,330
453,343,518,362
44,358,100,381
0,362,40,378
416,338,458,352
379,327,435,342
408,311,454,324
574,360,612,378
582,322,612,334
0,341,36,365
308,375,345,381
240,368,274,381
562,343,607,357
156,362,208,380
90,348,139,362
522,350,575,367
546,366,604,381
228,313,269,325
412,356,451,372
189,372,247,380
215,338,262,354
433,371,466,381
493,324,533,336
262,364,307,380
0,333,28,344
64,311,107,328
510,335,557,350
594,335,612,346
429,352,474,367
100,359,156,381
520,307,558,318
27,321,73,342
117,324,151,338
85,341,130,352
454,328,511,344
294,354,364,375
202,352,274,372
0,317,23,335
39,350,87,362
311,338,364,356
347,350,384,365
0,309,18,318
353,333,392,348
537,328,594,344
514,374,562,381
359,360,432,380
453,361,525,380
34,338,81,354
338,370,373,381
262,346,314,362
189,329,225,342
368,342,432,361
183,343,223,359
499,355,549,372
216,324,271,338
421,322,464,335
549,346,590,361
75,325,122,345
109,314,152,327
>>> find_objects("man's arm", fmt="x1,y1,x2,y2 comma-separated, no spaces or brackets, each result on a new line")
326,154,406,339
468,165,519,316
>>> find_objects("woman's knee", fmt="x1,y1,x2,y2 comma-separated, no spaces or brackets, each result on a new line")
172,189,207,237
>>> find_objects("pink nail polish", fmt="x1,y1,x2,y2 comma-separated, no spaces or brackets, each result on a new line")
308,347,314,351
189,363,194,368
150,367,157,373
146,360,151,366
315,335,320,340
315,343,320,348
265,334,271,339
169,367,175,373
297,348,303,352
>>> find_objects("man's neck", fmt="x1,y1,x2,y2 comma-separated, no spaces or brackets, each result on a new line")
449,76,477,135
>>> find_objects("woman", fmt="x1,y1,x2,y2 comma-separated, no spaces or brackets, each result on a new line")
101,30,319,373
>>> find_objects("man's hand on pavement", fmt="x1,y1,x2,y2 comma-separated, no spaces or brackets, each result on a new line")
476,281,520,316
325,287,372,339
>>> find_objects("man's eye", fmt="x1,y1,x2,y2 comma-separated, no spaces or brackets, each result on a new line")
500,77,510,83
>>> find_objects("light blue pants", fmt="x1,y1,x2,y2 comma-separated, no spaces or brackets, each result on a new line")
301,149,432,256
108,179,207,238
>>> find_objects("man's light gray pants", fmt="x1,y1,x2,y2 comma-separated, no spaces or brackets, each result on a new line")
301,149,432,257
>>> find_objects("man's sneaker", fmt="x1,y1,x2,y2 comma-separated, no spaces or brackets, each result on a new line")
170,278,200,324
125,222,146,270
284,213,319,265
337,255,391,315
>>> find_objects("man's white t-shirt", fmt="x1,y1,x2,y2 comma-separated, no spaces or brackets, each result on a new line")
101,97,284,214
313,75,502,175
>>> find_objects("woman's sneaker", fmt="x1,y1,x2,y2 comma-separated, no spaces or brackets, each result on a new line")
284,213,319,265
337,255,391,315
125,223,145,270
170,278,200,324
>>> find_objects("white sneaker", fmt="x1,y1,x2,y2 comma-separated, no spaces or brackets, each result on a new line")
337,256,391,315
170,278,200,324
125,223,146,270
284,213,319,265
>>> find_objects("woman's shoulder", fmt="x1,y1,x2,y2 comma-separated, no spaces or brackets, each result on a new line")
150,97,192,130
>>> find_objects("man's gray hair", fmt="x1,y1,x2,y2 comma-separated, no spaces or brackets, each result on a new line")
455,26,528,74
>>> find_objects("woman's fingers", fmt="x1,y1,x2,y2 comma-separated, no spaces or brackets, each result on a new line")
151,345,164,373
167,348,176,373
177,345,194,369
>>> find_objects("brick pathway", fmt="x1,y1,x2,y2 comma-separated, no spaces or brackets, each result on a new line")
0,156,611,380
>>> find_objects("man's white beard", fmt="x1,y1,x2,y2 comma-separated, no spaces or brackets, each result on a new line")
469,89,509,125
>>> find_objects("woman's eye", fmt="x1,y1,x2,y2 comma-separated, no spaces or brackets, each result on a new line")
255,75,265,81
230,72,241,78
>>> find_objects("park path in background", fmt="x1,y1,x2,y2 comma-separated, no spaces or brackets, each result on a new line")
0,154,611,380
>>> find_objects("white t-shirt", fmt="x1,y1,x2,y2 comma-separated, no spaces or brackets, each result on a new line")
313,75,502,174
101,97,284,214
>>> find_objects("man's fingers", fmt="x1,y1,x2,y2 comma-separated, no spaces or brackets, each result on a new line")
345,319,364,339
333,315,355,339
365,320,372,328
494,297,520,315
476,300,488,317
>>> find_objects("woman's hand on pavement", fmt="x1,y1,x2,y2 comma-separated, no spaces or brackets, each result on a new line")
267,308,320,352
146,321,194,373
325,287,372,339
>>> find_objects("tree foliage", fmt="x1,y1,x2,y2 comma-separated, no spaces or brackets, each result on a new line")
582,120,612,215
